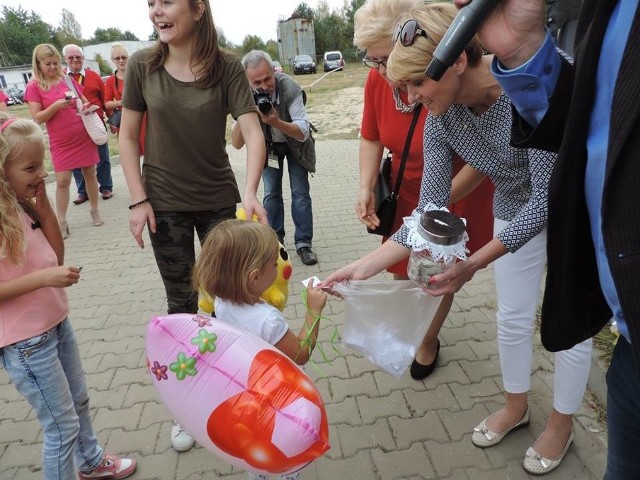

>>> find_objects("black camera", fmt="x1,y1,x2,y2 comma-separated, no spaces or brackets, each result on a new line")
253,90,272,114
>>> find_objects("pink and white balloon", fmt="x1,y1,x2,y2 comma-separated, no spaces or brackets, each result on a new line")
146,313,329,474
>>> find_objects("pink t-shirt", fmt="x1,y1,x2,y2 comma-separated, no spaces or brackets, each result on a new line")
0,212,68,347
0,90,8,105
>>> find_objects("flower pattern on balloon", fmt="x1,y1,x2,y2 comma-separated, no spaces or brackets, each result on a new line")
169,352,198,380
192,314,212,327
191,329,218,354
151,360,168,381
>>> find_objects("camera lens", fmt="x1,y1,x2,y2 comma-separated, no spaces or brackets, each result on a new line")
254,90,272,114
258,100,272,114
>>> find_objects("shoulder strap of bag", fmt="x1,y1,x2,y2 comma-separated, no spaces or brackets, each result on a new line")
392,103,422,198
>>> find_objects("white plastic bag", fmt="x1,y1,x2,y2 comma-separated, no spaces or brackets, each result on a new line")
333,280,443,378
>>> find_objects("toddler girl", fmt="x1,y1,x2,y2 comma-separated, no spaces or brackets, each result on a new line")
0,113,136,480
193,218,328,479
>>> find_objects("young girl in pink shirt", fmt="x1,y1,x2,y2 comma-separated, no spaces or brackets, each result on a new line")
0,113,136,480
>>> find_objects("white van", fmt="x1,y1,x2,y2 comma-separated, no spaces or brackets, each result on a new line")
323,51,345,72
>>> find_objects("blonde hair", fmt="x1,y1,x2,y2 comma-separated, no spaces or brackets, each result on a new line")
0,113,46,263
31,44,63,91
386,2,484,83
353,0,422,50
110,43,128,58
193,219,280,305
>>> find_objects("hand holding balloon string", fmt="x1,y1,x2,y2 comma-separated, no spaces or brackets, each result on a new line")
296,286,341,375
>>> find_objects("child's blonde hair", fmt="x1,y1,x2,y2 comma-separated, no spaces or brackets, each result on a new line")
0,113,46,263
193,219,280,305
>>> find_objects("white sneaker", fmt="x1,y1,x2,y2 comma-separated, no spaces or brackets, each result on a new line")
170,421,195,452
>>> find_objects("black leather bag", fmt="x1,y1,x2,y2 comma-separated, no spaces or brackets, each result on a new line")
367,105,422,236
107,109,122,128
368,153,395,236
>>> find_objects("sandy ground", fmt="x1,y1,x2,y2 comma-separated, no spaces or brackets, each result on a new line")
305,86,365,140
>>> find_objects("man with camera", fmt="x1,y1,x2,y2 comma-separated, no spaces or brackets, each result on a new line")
231,50,318,265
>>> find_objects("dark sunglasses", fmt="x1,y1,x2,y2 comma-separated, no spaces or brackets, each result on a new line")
362,56,387,69
393,19,430,47
112,56,128,61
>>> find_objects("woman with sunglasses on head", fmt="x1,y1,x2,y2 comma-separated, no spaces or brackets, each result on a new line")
353,0,494,380
119,0,267,452
326,2,592,474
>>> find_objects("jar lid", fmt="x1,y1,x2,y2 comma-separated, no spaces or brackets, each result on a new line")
418,210,466,246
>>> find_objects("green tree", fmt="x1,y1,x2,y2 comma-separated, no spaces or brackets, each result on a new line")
313,1,348,58
121,31,138,41
95,53,112,75
218,29,234,49
240,34,265,55
90,27,139,44
0,6,53,65
264,39,278,61
293,2,314,20
343,0,366,59
56,8,83,46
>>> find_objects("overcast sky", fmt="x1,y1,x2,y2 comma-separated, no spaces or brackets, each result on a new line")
3,0,348,45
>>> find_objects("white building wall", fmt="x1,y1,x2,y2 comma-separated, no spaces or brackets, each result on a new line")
83,40,155,72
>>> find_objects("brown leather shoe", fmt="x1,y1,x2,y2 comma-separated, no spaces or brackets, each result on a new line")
73,195,88,205
101,190,113,200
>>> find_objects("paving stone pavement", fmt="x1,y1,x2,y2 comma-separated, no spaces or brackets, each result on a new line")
0,140,607,479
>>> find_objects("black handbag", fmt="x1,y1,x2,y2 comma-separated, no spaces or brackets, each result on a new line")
367,104,422,236
107,109,122,128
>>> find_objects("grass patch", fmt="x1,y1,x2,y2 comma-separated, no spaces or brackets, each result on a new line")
593,323,617,368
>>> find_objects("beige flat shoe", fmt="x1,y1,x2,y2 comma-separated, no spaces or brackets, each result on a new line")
523,428,574,475
471,405,530,448
90,210,104,227
59,221,70,239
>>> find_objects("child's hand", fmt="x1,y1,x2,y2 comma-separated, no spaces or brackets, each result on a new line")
306,284,327,316
32,182,56,225
42,266,81,288
33,181,53,209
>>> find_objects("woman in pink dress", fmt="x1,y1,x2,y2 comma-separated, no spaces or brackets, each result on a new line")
25,44,103,238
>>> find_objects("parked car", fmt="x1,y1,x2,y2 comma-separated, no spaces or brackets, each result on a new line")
3,87,24,105
1,90,14,106
272,60,283,73
323,51,345,72
292,55,316,75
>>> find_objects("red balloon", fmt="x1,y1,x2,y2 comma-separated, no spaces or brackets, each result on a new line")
207,350,328,473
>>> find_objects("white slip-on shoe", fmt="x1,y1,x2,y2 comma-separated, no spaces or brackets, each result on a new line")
471,406,530,448
523,428,574,475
